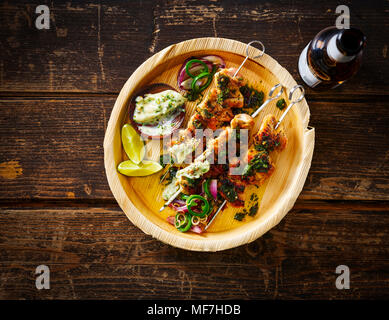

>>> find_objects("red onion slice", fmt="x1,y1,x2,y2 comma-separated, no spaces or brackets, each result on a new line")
201,55,226,69
168,202,188,213
190,225,203,234
209,179,218,200
167,216,175,225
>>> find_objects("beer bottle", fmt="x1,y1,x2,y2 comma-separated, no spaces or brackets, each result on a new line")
298,27,366,90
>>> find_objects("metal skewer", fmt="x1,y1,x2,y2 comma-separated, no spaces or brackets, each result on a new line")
159,164,171,183
233,40,265,77
205,84,305,230
204,200,227,230
160,41,266,185
159,188,182,212
275,84,305,129
251,83,284,118
159,40,266,213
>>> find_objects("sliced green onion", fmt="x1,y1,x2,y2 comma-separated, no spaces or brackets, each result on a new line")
178,213,192,232
185,59,209,78
200,216,208,224
181,194,190,200
203,179,213,199
191,72,212,92
175,212,187,228
186,194,210,218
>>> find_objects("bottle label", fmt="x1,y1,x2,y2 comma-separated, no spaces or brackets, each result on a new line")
327,35,355,63
298,43,321,88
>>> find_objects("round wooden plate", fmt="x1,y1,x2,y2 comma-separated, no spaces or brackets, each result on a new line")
104,37,315,252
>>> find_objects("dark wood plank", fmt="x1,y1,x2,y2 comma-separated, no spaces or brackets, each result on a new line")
0,97,114,200
0,0,154,93
0,0,387,96
0,202,388,299
0,97,388,200
301,97,389,200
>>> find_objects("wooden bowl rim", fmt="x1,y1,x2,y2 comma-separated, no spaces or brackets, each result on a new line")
103,37,315,252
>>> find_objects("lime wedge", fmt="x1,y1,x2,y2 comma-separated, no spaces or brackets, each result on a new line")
121,124,145,164
118,160,163,177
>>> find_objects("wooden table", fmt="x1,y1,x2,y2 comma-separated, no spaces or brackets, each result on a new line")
0,0,388,299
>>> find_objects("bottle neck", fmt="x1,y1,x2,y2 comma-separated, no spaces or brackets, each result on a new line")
327,34,355,63
327,28,366,63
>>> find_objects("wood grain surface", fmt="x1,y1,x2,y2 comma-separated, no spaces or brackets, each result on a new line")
0,0,388,299
0,0,387,96
1,201,388,299
0,97,387,201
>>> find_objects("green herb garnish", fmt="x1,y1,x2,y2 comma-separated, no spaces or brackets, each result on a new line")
239,84,264,114
276,98,286,110
248,202,259,217
243,151,270,177
234,212,245,221
219,179,239,202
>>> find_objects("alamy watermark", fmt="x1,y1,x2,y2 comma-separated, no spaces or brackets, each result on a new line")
335,265,350,290
35,5,50,30
156,128,250,175
35,265,50,290
335,5,350,29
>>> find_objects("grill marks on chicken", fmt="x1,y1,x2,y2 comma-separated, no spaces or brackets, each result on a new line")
253,115,287,153
177,114,288,205
169,68,247,164
235,114,287,185
176,114,254,195
182,68,246,134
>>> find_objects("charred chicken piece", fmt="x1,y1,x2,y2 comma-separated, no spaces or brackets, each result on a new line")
231,114,287,185
252,114,287,152
176,114,254,195
175,68,246,141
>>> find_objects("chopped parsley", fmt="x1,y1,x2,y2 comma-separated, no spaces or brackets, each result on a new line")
250,193,258,201
217,75,231,106
203,109,213,119
185,90,203,102
234,212,245,221
234,194,259,221
254,132,282,153
276,98,286,110
243,151,270,177
248,202,259,217
239,84,264,114
219,179,239,202
192,119,205,129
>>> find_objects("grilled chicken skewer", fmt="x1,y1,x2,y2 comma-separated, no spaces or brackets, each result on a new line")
176,114,254,195
205,85,305,229
165,68,246,166
228,114,287,190
162,113,287,227
186,68,246,132
197,114,288,231
159,113,253,212
160,78,284,210
177,114,287,203
164,68,283,168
